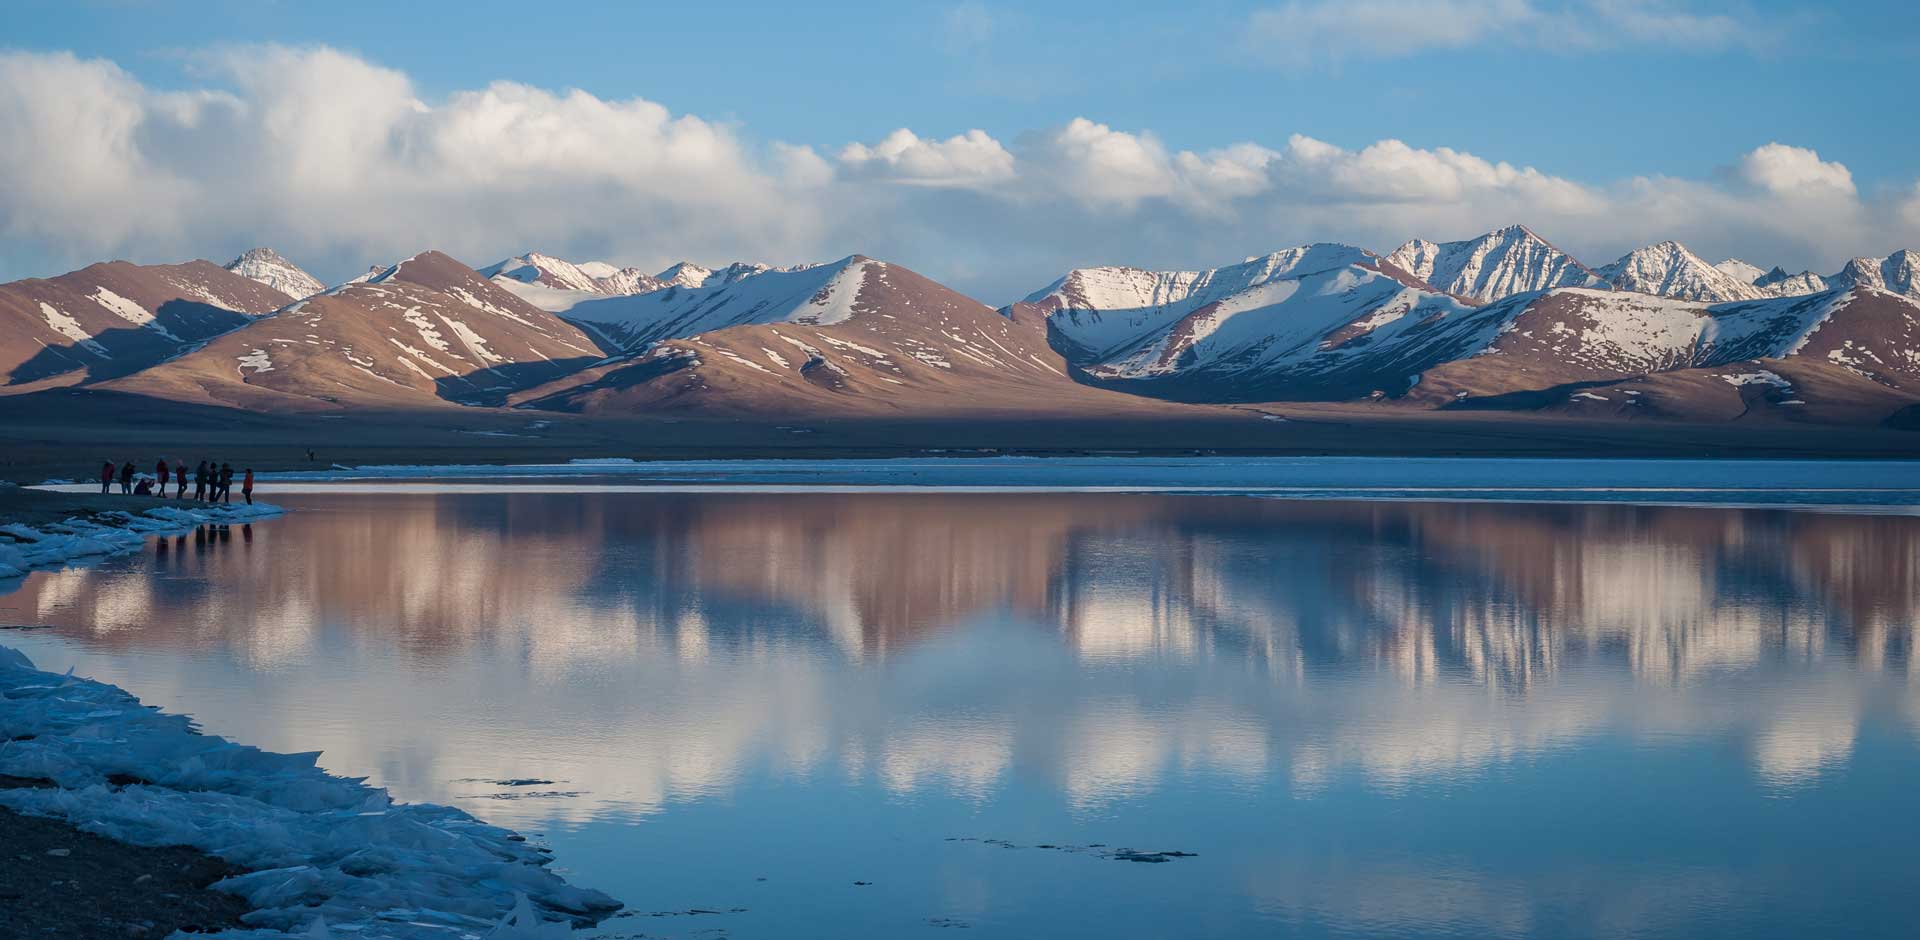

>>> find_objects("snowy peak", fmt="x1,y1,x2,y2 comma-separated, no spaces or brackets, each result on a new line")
1597,241,1765,303
1754,266,1830,298
1385,224,1602,302
224,248,324,301
1830,249,1920,299
558,255,893,351
1005,243,1491,399
480,252,666,310
655,262,714,289
1715,259,1767,285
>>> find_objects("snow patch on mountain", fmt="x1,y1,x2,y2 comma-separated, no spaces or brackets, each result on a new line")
37,302,106,356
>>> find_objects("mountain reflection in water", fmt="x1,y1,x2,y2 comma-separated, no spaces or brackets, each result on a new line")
6,491,1918,939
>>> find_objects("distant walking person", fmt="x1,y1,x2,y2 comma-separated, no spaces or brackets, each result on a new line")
156,459,170,496
194,461,208,501
242,468,255,505
100,460,115,494
219,463,235,503
175,460,189,499
119,461,135,495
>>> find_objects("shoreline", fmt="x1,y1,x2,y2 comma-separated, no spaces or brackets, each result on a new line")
0,486,283,581
0,491,621,937
0,643,622,938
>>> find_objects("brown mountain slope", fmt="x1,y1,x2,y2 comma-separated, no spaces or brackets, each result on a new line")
104,251,607,412
1403,288,1920,423
516,256,1177,417
0,260,291,389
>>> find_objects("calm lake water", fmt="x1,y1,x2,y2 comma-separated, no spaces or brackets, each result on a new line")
5,488,1919,938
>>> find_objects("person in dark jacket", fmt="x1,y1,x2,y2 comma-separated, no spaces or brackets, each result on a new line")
100,460,115,494
175,460,189,499
119,461,135,495
219,463,235,503
156,459,170,496
194,461,208,501
133,477,154,496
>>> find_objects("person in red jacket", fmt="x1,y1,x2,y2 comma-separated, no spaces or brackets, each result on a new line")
100,460,115,494
242,468,255,505
156,459,171,496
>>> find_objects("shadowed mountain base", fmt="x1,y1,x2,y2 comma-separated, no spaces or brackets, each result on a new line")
1,388,1917,485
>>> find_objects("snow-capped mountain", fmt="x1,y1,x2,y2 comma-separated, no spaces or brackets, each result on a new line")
480,252,667,313
1410,285,1920,423
109,251,605,410
1386,225,1603,302
1595,241,1767,303
0,260,290,387
516,256,1121,417
557,257,870,351
1754,266,1830,297
1714,259,1768,285
1828,250,1919,300
1003,244,1500,400
224,248,325,301
656,262,714,290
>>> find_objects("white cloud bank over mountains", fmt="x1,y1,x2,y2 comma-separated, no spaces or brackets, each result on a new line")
2,44,1916,302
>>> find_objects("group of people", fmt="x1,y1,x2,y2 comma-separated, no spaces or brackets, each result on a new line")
98,458,255,504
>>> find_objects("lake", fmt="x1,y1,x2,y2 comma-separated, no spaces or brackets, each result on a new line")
4,485,1918,938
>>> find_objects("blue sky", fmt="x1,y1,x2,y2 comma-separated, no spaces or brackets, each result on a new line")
4,0,1917,299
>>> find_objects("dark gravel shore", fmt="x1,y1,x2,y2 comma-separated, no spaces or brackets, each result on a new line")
0,804,250,939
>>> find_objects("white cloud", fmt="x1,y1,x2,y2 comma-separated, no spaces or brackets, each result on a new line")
1736,142,1856,196
838,128,1015,187
0,45,1913,304
1021,118,1178,209
1245,0,1772,65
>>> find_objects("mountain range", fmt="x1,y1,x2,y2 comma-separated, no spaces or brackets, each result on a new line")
4,225,1917,429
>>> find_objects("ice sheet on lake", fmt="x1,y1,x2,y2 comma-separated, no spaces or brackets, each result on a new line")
0,646,620,939
0,502,285,581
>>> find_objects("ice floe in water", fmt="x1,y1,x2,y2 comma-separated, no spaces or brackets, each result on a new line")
0,645,620,938
0,502,286,580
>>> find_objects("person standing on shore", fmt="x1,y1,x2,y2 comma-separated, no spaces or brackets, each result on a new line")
119,461,135,495
175,460,189,499
194,461,208,501
242,468,255,505
219,463,235,503
100,460,114,494
157,459,170,497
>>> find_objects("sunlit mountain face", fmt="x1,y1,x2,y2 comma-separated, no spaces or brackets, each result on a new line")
7,491,1920,938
